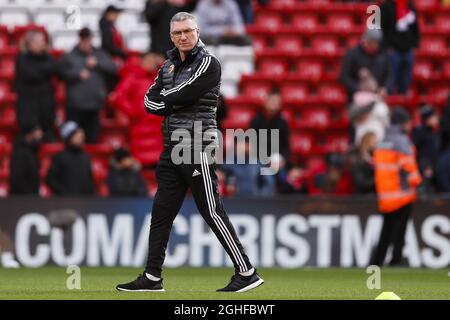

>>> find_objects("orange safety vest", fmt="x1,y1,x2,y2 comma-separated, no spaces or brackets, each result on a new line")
374,127,422,213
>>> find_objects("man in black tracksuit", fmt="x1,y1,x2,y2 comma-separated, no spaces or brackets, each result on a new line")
117,12,263,293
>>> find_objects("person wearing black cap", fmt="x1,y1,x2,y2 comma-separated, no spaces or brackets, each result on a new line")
45,121,95,196
370,107,422,266
59,27,117,143
99,5,127,59
107,148,148,197
412,105,440,194
9,125,43,195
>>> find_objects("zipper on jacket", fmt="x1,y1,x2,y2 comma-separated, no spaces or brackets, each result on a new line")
167,62,188,148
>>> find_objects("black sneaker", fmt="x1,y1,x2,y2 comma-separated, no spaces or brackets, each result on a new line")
116,274,165,292
217,270,264,292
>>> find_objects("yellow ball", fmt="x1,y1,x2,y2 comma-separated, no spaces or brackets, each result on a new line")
375,292,401,300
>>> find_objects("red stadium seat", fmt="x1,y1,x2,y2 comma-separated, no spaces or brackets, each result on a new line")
291,14,319,33
91,158,108,183
0,26,9,51
0,57,15,80
274,36,302,54
311,36,340,56
413,60,434,81
295,60,324,82
326,14,354,32
300,108,331,129
0,82,10,101
85,143,114,158
221,107,256,129
258,58,289,77
39,143,64,159
317,84,346,105
427,86,450,105
54,81,66,104
39,157,51,179
98,183,109,197
290,132,314,155
132,149,161,167
345,35,361,49
270,0,296,7
280,83,308,104
0,156,9,181
0,132,12,144
281,109,295,128
324,134,350,153
254,13,284,32
252,36,269,54
0,106,16,128
435,14,450,32
414,0,438,10
420,37,447,56
241,81,272,101
443,61,450,80
98,132,127,148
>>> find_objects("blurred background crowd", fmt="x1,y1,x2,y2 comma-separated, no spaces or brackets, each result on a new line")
0,0,450,198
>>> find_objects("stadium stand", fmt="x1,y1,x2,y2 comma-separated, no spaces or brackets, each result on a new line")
0,0,449,197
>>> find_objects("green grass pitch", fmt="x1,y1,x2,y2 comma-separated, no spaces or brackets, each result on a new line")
0,267,449,300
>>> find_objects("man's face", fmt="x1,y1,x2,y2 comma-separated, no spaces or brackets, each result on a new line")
120,157,134,169
264,94,282,116
28,33,46,54
402,121,413,134
78,37,93,52
362,39,380,54
70,129,85,147
170,20,199,54
26,128,43,144
426,114,439,128
107,11,120,22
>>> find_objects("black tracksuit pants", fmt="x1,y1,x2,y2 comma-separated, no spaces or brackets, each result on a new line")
370,203,412,266
145,148,253,278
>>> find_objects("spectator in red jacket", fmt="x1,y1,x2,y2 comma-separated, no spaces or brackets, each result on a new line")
112,52,163,167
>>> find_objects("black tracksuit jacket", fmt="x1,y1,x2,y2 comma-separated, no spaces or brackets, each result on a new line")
144,40,221,151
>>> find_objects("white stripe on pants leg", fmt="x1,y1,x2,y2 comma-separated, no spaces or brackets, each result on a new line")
200,152,248,272
200,153,247,272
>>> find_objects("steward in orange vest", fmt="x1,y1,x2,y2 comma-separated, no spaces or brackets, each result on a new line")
370,107,422,266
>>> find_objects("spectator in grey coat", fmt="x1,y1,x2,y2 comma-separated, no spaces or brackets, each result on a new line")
340,28,391,101
195,0,251,45
59,27,117,143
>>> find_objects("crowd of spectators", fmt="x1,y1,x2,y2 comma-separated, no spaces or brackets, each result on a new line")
5,1,450,198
